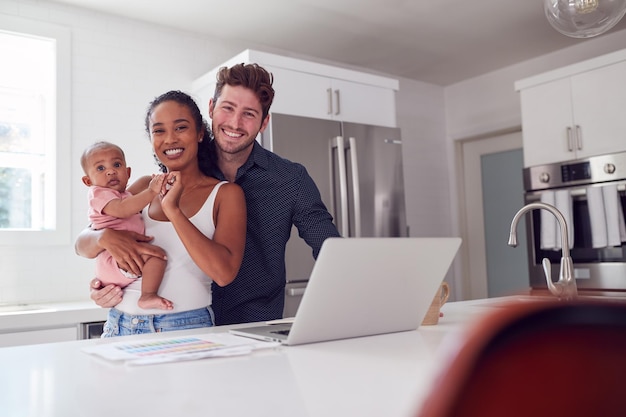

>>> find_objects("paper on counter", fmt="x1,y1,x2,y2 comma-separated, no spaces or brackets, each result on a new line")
82,332,279,366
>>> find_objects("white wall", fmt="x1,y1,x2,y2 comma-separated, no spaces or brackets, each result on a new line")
396,79,448,238
0,0,248,304
394,79,468,299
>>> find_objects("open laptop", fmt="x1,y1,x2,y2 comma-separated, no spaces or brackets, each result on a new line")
230,237,461,346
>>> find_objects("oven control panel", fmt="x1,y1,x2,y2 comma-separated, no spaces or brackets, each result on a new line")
524,152,626,191
561,161,591,183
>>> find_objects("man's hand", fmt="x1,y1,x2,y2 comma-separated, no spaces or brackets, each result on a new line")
99,229,166,277
90,278,123,308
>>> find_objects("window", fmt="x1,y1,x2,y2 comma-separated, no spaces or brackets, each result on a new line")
0,16,70,245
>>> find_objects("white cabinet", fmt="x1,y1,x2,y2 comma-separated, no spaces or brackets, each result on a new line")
0,302,108,347
571,60,626,158
516,50,626,167
193,50,398,128
518,77,575,167
0,326,77,347
264,64,396,127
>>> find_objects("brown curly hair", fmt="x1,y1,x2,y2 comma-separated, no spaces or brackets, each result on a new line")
213,63,275,120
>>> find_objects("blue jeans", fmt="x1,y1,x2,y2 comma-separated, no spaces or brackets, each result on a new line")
102,306,215,338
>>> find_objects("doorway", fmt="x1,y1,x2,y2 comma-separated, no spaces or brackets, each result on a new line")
458,130,529,299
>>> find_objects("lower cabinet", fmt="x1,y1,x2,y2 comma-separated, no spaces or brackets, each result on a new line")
0,327,77,348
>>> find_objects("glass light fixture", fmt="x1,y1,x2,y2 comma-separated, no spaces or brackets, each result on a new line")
545,0,626,38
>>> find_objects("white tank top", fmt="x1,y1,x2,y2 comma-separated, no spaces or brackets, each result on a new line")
115,181,226,315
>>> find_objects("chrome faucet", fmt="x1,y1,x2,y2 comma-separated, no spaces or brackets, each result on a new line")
508,202,578,300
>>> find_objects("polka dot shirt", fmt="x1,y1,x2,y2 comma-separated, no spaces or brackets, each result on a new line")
210,141,341,325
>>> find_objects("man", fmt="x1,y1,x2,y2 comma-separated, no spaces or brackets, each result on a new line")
205,63,341,324
82,63,340,325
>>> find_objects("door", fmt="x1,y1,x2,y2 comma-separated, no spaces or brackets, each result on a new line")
339,122,407,238
264,65,333,121
520,59,626,168
460,131,529,299
571,60,626,160
481,148,529,296
519,78,575,167
260,65,397,128
331,78,397,127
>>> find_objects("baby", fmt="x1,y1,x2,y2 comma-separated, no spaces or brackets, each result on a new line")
80,141,172,310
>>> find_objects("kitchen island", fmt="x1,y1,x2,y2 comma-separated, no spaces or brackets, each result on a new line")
0,297,523,417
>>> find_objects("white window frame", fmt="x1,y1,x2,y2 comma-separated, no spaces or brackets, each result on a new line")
0,15,71,246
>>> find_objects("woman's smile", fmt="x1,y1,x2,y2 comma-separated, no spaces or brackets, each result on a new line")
164,147,184,157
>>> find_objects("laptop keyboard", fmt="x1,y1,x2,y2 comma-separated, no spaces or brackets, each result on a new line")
271,329,291,336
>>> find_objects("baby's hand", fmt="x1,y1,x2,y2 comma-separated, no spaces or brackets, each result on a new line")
148,173,166,194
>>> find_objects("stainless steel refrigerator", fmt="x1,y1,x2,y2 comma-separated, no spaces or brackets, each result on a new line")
261,113,408,317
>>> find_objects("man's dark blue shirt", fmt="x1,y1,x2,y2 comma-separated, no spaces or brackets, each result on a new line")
210,141,340,325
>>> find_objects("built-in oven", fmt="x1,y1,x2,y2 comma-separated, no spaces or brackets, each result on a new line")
523,152,626,294
78,321,105,339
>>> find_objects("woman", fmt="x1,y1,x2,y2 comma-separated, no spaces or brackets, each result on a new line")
75,90,246,336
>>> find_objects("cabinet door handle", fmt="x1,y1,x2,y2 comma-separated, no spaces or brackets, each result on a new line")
327,88,333,115
334,89,341,115
575,125,582,150
566,126,574,152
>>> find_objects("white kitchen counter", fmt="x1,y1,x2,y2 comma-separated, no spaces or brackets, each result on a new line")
0,300,108,333
0,297,517,417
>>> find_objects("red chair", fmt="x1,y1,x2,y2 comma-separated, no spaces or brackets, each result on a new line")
417,299,626,417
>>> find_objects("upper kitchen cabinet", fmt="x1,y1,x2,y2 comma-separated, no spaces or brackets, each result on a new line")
515,49,626,168
192,49,399,128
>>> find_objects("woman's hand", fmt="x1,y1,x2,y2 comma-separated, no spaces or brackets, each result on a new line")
89,278,123,308
99,228,166,276
160,171,183,218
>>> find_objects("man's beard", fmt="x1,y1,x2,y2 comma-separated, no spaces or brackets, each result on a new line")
213,128,258,156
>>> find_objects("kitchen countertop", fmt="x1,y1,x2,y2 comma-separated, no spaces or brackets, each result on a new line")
0,296,526,417
0,301,108,333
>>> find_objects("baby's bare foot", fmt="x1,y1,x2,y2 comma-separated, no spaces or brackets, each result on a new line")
138,293,173,310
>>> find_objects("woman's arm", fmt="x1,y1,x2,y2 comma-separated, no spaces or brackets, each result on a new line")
162,180,246,286
75,227,106,259
75,227,166,276
77,227,166,308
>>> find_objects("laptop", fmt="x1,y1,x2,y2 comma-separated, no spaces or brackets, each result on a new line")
230,237,461,346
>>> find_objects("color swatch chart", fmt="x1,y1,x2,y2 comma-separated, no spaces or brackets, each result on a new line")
115,337,225,357
82,332,279,365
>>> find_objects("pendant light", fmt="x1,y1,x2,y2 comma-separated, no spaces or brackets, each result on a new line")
544,0,626,38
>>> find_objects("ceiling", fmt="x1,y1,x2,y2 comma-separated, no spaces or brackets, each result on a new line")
45,0,626,86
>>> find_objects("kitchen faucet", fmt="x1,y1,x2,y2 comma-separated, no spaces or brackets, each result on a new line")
508,202,578,300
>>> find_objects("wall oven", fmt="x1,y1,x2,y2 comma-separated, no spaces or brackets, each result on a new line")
78,321,105,339
523,152,626,294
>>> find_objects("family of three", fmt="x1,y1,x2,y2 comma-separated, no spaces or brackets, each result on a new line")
75,62,341,337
